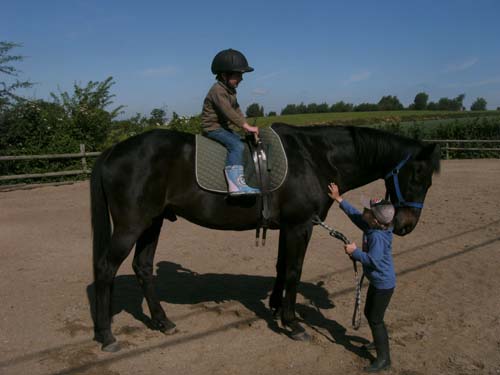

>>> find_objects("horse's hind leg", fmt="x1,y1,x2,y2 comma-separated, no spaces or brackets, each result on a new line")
94,228,139,352
132,216,176,334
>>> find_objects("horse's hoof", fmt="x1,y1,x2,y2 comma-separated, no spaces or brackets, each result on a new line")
155,319,177,335
290,329,311,342
287,323,311,342
101,341,121,352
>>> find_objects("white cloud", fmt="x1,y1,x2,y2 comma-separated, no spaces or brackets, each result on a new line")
252,88,269,96
140,66,178,77
443,76,500,89
443,58,478,73
345,70,372,84
254,71,283,81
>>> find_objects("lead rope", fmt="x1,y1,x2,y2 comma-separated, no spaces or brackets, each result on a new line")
312,216,364,330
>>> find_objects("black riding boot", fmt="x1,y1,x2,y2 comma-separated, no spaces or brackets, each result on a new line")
364,323,391,372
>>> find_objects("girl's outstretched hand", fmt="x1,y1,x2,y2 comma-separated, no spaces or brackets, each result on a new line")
328,183,343,203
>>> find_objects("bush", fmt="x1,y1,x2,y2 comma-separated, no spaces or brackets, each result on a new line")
0,77,124,184
166,114,202,134
376,116,500,159
0,100,84,182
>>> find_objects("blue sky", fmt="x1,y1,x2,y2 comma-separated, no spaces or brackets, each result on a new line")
3,0,500,118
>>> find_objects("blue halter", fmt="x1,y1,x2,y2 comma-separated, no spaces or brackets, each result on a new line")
384,155,424,209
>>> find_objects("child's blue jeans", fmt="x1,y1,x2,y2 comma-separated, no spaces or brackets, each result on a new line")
205,128,245,166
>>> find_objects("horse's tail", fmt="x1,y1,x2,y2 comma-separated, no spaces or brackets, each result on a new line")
90,149,112,278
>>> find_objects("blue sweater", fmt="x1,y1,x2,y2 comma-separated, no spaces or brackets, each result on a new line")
339,200,396,290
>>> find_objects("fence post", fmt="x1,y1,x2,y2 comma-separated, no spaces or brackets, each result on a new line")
80,144,88,173
446,142,449,160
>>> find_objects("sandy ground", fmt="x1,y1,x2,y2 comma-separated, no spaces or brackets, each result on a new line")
1,159,500,375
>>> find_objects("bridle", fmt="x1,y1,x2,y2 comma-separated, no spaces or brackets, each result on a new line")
384,154,424,209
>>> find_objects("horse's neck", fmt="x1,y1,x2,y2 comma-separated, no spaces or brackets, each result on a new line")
278,124,418,193
331,128,415,192
336,153,386,191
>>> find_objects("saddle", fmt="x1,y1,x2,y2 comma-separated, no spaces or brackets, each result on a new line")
195,125,288,244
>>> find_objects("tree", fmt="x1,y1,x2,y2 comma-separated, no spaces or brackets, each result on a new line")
427,101,438,110
354,103,379,112
470,97,487,111
437,94,465,111
50,77,124,149
317,102,330,113
267,111,277,117
454,94,465,111
149,107,167,126
378,95,404,111
246,103,264,117
306,102,318,114
281,104,297,115
296,102,307,114
330,101,353,112
413,92,429,110
0,41,34,109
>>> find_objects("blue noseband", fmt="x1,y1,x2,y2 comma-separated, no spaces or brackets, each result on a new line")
384,155,424,209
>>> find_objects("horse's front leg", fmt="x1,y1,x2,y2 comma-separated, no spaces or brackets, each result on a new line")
269,227,287,316
280,220,313,340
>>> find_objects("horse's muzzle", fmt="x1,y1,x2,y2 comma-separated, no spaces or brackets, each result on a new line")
393,209,420,236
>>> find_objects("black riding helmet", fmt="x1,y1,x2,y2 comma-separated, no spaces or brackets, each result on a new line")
211,49,254,74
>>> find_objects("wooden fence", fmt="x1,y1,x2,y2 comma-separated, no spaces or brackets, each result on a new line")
0,140,499,189
0,144,100,190
425,139,500,159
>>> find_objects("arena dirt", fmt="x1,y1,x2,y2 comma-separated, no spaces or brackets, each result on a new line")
1,159,499,375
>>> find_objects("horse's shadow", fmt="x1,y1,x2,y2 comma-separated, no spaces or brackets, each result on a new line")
87,261,371,359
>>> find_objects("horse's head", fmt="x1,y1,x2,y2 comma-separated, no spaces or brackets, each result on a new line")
385,143,441,236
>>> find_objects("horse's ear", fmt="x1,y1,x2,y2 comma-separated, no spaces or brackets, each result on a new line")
417,143,441,173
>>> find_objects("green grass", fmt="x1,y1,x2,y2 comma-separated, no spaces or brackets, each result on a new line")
252,110,500,127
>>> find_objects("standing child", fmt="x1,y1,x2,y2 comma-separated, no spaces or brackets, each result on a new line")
201,48,260,195
328,182,396,373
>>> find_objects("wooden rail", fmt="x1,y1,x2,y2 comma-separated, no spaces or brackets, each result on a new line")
0,140,499,188
0,144,99,182
424,139,500,159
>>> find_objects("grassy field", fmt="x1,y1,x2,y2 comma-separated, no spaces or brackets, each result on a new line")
252,110,500,127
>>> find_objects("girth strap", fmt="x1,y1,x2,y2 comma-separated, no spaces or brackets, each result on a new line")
247,135,272,246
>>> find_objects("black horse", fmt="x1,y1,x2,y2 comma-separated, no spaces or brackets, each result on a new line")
91,123,440,351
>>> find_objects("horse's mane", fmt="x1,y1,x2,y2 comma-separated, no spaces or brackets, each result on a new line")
350,126,441,173
272,123,440,173
350,126,421,166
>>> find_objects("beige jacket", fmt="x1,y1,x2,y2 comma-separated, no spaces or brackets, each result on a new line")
201,81,246,132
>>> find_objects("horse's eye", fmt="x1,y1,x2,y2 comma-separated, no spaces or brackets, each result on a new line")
414,164,424,175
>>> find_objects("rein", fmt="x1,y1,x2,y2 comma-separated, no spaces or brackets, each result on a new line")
312,216,364,330
384,154,424,209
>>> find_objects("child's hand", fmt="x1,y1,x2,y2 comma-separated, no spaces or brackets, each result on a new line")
328,183,343,203
243,123,259,134
344,242,357,255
